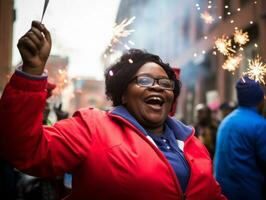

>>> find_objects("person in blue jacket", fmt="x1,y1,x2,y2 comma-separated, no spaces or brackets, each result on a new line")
214,76,266,200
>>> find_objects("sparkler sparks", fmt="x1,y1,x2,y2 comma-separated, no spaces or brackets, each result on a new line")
222,55,242,72
104,17,136,61
215,36,235,56
234,29,249,46
244,56,266,84
108,16,136,50
200,11,214,24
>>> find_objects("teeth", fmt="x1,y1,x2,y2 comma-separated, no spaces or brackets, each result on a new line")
151,97,162,102
148,96,163,103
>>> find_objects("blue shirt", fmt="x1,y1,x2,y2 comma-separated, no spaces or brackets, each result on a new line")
147,124,190,192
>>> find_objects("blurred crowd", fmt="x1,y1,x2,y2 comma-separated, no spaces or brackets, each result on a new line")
0,83,71,200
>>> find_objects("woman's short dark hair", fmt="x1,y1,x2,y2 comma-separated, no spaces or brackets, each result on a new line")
104,49,181,106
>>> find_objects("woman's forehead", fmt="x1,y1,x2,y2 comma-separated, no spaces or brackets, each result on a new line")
135,62,167,76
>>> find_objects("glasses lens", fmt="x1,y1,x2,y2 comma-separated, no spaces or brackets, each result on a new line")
136,76,153,86
158,79,174,90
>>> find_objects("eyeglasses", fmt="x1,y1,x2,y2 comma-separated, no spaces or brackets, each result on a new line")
132,75,174,90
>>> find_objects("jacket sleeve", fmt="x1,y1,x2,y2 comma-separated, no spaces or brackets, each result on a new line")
0,72,92,178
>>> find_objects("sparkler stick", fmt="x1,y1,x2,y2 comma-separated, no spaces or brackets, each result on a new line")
41,0,49,23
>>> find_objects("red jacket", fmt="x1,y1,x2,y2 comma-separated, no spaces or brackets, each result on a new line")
0,73,226,200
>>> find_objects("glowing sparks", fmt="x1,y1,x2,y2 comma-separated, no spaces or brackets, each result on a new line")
234,29,249,46
104,16,136,60
112,16,135,40
222,55,242,72
244,56,266,84
215,36,235,56
200,11,214,24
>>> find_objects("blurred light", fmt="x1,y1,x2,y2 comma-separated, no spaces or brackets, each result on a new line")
124,44,130,50
250,21,254,24
218,16,222,19
234,27,238,30
201,11,214,24
227,12,231,15
254,43,258,48
234,29,249,46
230,20,234,24
109,70,114,76
237,8,241,11
193,53,197,57
128,58,133,63
202,50,206,54
225,5,229,9
128,40,135,45
204,36,208,39
213,51,217,55
244,55,266,84
208,5,212,9
222,55,242,72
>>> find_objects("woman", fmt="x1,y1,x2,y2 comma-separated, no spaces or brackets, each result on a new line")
0,21,226,199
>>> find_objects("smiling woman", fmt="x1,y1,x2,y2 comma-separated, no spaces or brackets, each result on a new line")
1,22,227,199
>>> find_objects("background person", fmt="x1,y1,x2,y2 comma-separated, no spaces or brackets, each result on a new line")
214,76,266,200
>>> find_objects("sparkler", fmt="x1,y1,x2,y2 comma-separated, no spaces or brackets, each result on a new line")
233,29,249,46
200,11,214,24
109,16,136,49
104,16,136,61
222,55,242,72
215,36,235,56
243,56,266,84
41,0,49,23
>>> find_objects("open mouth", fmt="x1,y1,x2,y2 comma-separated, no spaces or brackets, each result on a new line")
145,96,164,108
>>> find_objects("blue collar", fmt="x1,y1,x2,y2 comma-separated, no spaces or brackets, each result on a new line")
110,106,193,141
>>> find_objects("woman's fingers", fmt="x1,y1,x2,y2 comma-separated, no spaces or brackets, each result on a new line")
17,36,38,56
42,24,52,45
31,21,51,45
27,30,43,49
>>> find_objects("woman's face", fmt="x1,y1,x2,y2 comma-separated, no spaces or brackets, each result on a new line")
122,62,175,134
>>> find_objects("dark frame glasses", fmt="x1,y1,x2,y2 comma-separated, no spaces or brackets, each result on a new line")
132,75,174,90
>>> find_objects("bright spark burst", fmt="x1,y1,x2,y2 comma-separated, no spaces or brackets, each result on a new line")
222,55,242,72
215,36,235,56
234,29,249,46
104,17,136,60
108,16,136,49
200,11,214,24
244,56,266,84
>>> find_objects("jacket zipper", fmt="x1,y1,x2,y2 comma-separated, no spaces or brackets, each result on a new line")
181,128,196,200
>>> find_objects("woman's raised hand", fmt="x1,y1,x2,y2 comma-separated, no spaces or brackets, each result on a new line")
17,21,52,75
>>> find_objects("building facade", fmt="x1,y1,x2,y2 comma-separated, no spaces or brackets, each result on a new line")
107,0,266,123
0,0,15,93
